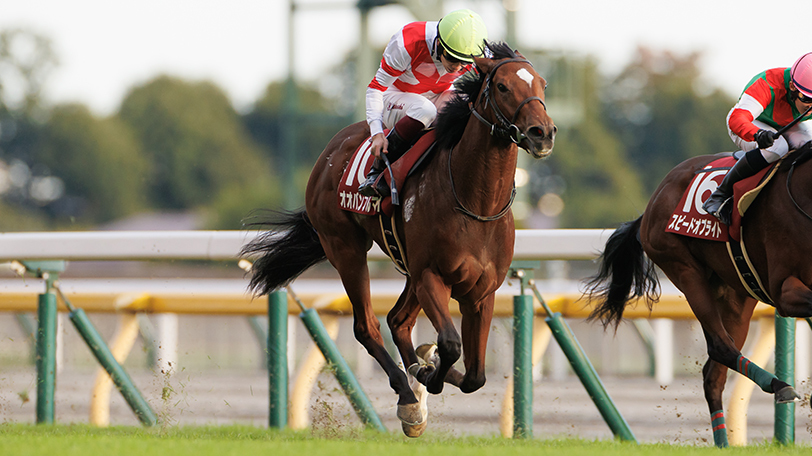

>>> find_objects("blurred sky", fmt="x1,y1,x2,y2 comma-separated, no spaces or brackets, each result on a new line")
0,0,809,116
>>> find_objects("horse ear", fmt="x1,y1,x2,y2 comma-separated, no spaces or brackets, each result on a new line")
474,55,493,76
515,50,526,60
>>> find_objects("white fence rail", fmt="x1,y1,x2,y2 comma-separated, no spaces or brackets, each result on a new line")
0,229,614,262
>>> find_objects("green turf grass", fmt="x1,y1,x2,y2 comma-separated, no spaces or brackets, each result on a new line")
1,424,810,456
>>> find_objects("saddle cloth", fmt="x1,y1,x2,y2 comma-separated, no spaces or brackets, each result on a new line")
337,130,436,217
666,155,780,242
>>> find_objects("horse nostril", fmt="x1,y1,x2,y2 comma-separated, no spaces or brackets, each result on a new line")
528,126,545,139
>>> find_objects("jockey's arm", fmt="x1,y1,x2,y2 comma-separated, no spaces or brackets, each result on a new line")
728,81,771,142
365,31,410,158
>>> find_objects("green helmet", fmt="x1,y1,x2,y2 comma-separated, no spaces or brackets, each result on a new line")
437,9,488,63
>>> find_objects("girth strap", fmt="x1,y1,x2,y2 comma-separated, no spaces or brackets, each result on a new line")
725,227,773,304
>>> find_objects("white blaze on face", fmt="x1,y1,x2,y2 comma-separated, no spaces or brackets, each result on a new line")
516,68,534,89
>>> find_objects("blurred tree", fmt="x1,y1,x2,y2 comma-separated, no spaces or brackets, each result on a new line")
118,75,279,226
35,104,148,223
0,28,57,116
242,80,352,207
604,47,735,193
0,28,60,229
540,57,648,227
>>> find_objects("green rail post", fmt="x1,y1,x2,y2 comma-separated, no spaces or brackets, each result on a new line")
35,290,57,424
528,280,637,443
513,293,534,438
29,261,64,425
67,307,157,426
299,307,386,432
50,285,157,426
509,263,538,439
268,290,289,429
774,314,795,445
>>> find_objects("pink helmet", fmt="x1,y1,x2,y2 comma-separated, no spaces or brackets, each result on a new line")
791,52,812,98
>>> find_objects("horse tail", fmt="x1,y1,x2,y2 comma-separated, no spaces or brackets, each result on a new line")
584,216,660,330
240,209,326,296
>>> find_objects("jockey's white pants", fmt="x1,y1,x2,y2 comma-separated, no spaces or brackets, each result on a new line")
380,90,455,131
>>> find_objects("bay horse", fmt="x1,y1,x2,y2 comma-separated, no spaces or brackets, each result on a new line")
242,41,556,436
585,142,812,447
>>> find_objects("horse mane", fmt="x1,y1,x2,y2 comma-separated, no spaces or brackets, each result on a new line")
434,41,519,152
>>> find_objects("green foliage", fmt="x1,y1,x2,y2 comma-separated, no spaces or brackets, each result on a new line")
243,79,353,206
541,58,648,227
0,26,743,230
36,104,148,222
118,75,276,213
533,48,736,227
0,28,57,116
603,48,735,194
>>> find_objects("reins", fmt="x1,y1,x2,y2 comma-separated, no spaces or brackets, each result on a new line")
448,144,516,222
786,143,812,221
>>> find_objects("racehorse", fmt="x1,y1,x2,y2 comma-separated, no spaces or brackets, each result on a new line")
241,41,556,436
584,142,812,447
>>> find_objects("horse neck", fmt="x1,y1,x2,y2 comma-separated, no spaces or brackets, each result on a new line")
448,123,519,215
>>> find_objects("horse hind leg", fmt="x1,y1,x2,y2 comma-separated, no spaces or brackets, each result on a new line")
319,232,416,413
777,275,812,317
702,360,730,447
674,271,799,445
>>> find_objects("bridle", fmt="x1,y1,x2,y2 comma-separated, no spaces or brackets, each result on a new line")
450,57,544,222
470,58,547,145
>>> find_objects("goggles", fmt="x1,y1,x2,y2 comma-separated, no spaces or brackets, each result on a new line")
441,46,466,65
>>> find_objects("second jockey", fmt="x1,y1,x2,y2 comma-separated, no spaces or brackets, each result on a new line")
703,52,812,224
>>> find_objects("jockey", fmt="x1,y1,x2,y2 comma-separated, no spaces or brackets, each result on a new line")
358,9,488,198
703,52,812,224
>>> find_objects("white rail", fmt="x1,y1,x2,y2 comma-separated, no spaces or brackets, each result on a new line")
0,229,613,262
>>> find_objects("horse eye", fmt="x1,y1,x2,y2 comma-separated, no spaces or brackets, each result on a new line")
496,83,508,93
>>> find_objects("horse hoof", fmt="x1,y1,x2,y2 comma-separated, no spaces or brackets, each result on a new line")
398,402,428,426
416,343,438,367
775,385,801,403
401,419,428,438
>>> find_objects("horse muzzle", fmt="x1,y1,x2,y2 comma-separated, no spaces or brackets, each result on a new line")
521,123,556,158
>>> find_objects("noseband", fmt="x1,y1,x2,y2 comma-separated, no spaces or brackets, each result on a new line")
470,58,547,144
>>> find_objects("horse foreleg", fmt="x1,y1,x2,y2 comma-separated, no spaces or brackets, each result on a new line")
386,281,430,437
387,279,421,369
413,273,459,395
455,294,495,393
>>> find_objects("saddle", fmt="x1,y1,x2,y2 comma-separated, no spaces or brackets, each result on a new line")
337,130,437,217
337,130,438,276
666,152,781,242
666,152,783,303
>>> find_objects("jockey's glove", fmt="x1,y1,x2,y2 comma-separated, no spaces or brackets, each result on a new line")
754,129,776,149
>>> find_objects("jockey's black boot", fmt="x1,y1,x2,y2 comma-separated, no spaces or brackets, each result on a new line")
358,129,411,198
702,148,770,225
